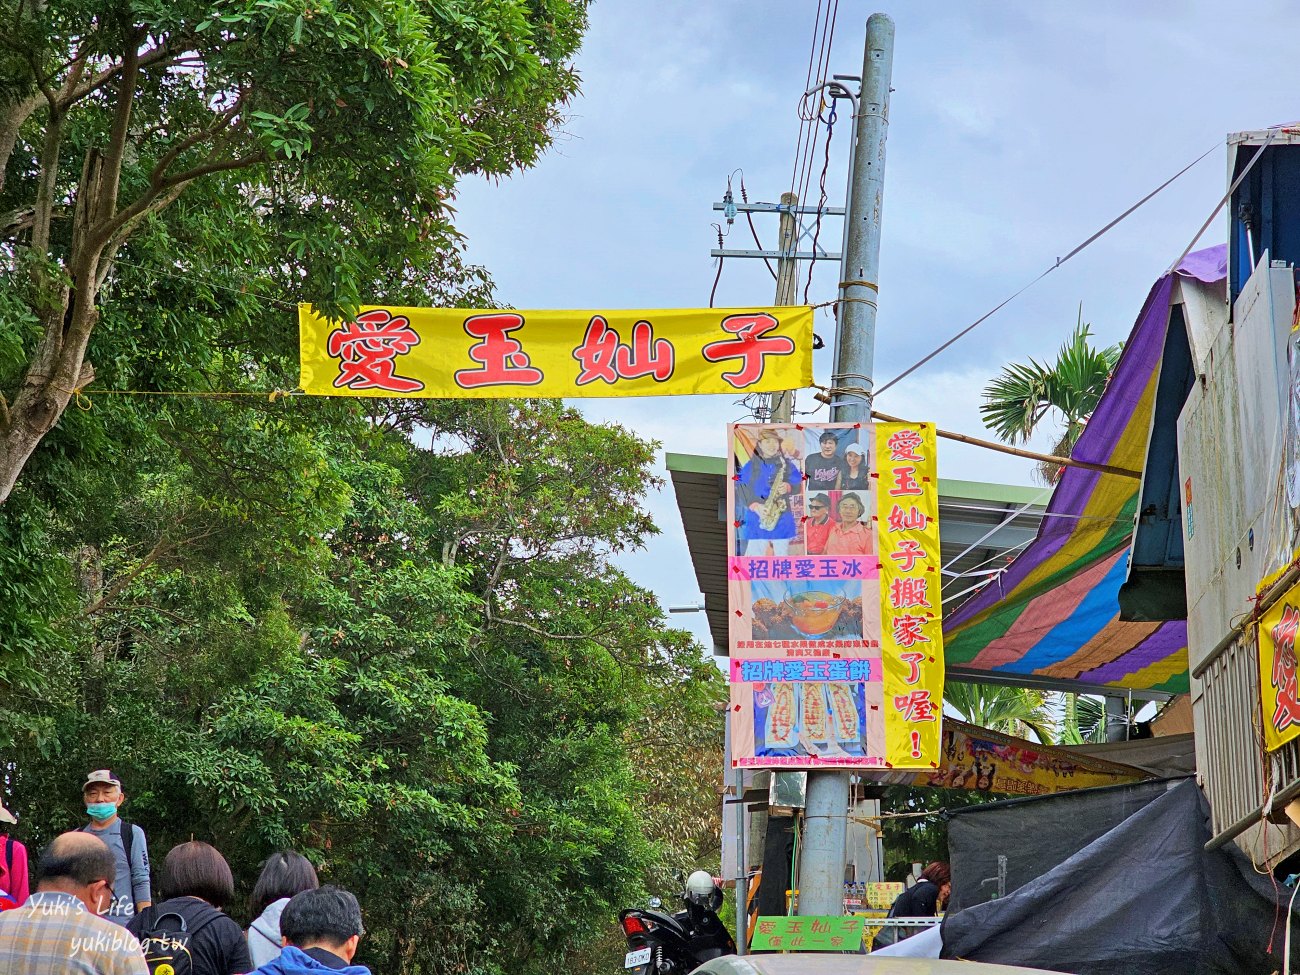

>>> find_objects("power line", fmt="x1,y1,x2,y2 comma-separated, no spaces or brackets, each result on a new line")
803,104,836,304
788,0,827,204
873,141,1219,399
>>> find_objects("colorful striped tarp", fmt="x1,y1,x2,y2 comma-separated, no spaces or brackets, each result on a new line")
943,246,1228,694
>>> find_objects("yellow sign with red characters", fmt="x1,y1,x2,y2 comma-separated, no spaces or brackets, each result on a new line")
298,305,812,399
724,421,943,770
1258,580,1300,752
876,422,944,768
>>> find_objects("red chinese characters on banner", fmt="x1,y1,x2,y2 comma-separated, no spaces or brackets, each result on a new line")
889,577,931,609
885,429,924,462
702,313,796,388
891,613,930,649
1271,604,1300,735
893,689,937,722
573,316,675,385
889,466,922,497
889,539,926,572
879,423,941,764
886,504,928,532
455,314,545,389
327,310,425,392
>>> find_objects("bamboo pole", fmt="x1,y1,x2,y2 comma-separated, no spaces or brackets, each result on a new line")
868,410,1143,480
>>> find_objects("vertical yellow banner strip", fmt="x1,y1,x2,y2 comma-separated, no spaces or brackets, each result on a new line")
876,422,944,768
1257,582,1300,752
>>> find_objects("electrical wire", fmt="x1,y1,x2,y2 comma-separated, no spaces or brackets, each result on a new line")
1285,876,1300,975
803,104,836,304
739,176,778,281
941,488,1053,573
1168,128,1282,274
787,0,826,204
873,141,1220,400
790,0,839,213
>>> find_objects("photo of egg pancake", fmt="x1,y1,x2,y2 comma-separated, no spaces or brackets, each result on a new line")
803,681,830,743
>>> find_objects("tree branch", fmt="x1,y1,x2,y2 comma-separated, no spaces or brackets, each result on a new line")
28,102,64,255
0,93,44,196
66,41,174,106
96,25,146,225
148,98,244,184
161,148,268,188
82,536,172,618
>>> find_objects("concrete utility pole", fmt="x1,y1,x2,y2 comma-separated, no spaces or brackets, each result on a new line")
797,12,895,919
769,192,800,422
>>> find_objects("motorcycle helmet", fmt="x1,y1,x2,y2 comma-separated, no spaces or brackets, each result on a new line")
685,870,723,912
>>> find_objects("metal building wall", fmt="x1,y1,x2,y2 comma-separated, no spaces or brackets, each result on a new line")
1183,247,1300,857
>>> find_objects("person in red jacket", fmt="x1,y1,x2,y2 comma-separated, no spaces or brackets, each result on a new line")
804,493,834,555
0,801,30,908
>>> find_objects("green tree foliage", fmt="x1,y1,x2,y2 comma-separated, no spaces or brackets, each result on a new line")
879,784,996,884
3,363,724,974
943,682,1055,744
1055,693,1108,745
0,5,729,971
0,0,587,501
979,309,1123,483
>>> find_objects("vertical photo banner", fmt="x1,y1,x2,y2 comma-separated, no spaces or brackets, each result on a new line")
876,422,944,768
725,421,942,769
1258,578,1300,752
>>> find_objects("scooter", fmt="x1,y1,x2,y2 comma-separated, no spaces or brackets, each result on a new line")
619,871,736,975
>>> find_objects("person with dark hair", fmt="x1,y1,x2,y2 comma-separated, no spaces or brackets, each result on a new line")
253,886,370,975
127,842,251,975
804,493,834,555
804,431,844,490
0,831,147,974
247,853,320,968
841,441,870,490
871,861,952,952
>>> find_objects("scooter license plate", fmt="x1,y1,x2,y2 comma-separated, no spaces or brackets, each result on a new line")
624,947,652,969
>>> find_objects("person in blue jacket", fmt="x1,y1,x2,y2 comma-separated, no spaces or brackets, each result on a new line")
736,429,802,556
253,885,371,975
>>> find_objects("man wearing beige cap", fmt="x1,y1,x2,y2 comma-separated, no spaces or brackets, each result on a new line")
79,771,150,925
0,799,29,908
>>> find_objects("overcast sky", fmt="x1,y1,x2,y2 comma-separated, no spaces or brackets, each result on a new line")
453,1,1297,651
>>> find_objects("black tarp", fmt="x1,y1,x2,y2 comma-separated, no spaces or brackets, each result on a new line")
939,779,1294,974
947,777,1177,911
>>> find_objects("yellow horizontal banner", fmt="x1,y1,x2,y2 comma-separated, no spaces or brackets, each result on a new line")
299,305,813,398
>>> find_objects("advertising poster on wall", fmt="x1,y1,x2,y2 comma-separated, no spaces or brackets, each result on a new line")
726,421,944,769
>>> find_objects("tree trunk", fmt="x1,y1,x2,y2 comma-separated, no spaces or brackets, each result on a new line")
0,270,98,504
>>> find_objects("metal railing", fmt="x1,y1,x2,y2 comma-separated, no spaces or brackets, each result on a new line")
1199,630,1300,850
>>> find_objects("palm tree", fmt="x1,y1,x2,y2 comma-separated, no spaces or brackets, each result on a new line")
980,307,1123,483
944,681,1055,743
1055,693,1108,745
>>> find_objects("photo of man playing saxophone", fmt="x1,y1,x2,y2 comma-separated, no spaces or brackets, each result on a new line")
734,426,804,556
